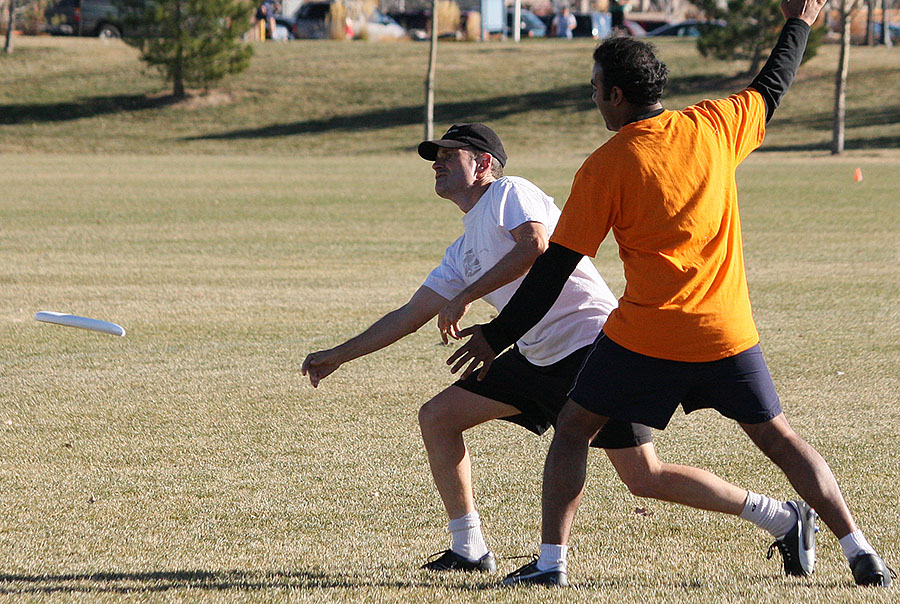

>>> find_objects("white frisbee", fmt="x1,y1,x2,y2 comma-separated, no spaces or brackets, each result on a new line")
34,311,126,337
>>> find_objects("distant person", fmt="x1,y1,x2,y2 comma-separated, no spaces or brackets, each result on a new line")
609,0,625,31
303,124,818,580
449,0,892,589
552,7,577,38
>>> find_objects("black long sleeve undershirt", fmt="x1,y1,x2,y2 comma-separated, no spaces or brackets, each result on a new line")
481,242,583,355
749,17,811,123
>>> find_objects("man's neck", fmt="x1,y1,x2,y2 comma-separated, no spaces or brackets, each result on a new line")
456,179,495,213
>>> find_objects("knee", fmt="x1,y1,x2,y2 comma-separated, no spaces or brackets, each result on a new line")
617,467,664,499
417,398,444,434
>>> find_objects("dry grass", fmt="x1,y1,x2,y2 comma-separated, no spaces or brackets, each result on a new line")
0,150,898,602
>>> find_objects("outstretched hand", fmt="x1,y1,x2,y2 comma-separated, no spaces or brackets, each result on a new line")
445,325,496,381
437,298,471,345
301,349,342,388
781,0,826,25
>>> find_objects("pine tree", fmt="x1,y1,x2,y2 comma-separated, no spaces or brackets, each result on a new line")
119,0,253,98
694,0,823,76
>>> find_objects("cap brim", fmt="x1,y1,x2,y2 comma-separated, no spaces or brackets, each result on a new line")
417,139,468,161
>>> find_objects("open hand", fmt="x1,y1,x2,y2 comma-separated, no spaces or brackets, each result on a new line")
781,0,826,25
445,325,496,381
437,298,471,344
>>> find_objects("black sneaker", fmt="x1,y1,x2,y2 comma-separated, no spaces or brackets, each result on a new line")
766,500,817,576
501,558,568,587
421,549,497,572
850,553,894,587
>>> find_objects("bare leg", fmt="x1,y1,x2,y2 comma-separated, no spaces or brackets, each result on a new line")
606,442,747,515
541,400,608,545
741,413,857,538
418,385,519,519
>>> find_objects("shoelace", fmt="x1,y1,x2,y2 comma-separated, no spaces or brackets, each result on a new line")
767,540,792,565
503,557,541,577
424,549,452,562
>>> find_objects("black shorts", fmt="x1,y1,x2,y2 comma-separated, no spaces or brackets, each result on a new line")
455,345,652,449
569,332,783,430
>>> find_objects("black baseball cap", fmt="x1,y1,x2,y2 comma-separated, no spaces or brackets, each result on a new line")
417,123,508,167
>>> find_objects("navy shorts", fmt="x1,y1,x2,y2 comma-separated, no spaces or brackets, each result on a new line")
455,344,653,449
568,332,783,430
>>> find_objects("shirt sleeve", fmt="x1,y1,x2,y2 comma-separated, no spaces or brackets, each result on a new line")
497,181,550,232
548,157,616,257
694,89,767,164
421,240,463,301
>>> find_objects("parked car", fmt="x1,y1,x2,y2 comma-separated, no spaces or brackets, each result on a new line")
505,8,546,37
646,19,725,37
292,1,405,40
872,22,900,43
388,10,429,40
44,0,135,37
572,11,612,39
621,19,646,36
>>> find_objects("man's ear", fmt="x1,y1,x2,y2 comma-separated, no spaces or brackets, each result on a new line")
610,86,626,106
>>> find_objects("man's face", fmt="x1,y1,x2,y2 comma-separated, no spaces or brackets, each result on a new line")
591,62,615,131
432,147,479,200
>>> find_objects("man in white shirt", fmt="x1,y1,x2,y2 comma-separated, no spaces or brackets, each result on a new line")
301,124,815,580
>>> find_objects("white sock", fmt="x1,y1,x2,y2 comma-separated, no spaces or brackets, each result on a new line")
536,543,568,572
448,511,489,561
839,530,876,561
739,491,796,539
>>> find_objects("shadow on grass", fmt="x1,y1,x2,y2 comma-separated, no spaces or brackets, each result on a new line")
0,94,181,125
0,568,496,594
187,85,598,141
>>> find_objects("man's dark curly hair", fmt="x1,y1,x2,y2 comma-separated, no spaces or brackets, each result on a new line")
592,36,669,106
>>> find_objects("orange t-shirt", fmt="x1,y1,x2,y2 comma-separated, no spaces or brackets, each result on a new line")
550,88,767,362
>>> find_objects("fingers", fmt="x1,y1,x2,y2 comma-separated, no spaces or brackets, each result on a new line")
476,357,493,381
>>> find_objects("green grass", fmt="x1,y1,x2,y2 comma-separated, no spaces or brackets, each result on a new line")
1,35,899,155
1,33,899,603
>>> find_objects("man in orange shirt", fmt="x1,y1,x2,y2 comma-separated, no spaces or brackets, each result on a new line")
448,0,892,589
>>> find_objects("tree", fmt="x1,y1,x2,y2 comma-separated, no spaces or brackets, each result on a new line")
695,0,824,75
424,0,437,140
120,0,253,98
832,0,862,154
4,0,15,54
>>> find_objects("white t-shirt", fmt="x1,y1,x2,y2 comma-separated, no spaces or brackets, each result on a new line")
423,176,617,366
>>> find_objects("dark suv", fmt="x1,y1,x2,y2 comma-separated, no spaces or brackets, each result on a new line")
45,0,131,37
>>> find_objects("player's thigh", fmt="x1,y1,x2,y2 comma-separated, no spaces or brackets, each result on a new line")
418,385,520,433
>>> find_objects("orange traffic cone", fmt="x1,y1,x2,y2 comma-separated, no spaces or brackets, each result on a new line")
854,167,863,182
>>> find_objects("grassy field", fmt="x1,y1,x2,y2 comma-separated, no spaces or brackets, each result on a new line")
1,33,899,603
1,35,899,156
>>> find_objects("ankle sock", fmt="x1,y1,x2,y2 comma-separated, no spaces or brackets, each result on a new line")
536,543,568,572
839,530,876,561
448,511,489,561
739,491,796,539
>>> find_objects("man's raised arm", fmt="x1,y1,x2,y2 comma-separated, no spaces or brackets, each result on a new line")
749,0,827,122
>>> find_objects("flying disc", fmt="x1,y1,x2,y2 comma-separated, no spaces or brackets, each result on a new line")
34,311,126,337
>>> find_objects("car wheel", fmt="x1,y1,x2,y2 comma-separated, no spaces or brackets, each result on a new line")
98,24,121,38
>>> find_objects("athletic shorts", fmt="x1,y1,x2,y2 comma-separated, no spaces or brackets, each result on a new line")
568,332,783,430
454,344,653,449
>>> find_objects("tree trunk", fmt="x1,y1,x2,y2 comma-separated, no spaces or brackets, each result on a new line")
4,0,14,54
832,1,853,154
424,0,438,141
172,0,185,97
882,0,893,47
865,0,875,45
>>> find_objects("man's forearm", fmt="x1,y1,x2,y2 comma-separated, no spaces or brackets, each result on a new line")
452,238,543,307
749,18,811,122
480,242,583,354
